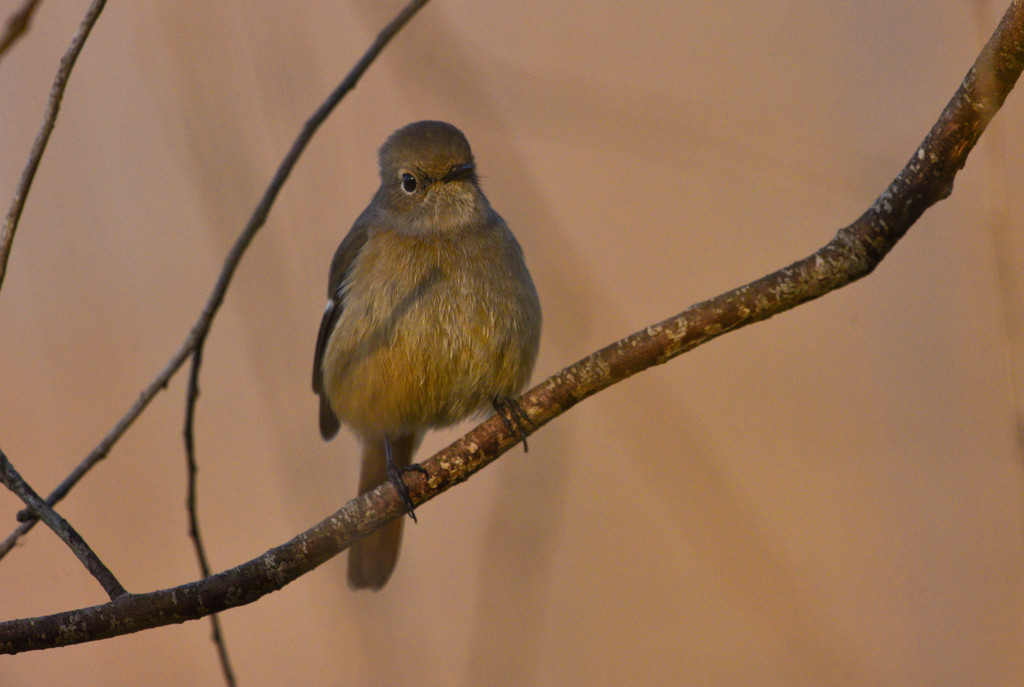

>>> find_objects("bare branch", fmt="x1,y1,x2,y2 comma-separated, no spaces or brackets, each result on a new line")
1,0,1022,653
0,450,126,600
0,0,433,561
0,468,401,653
0,0,106,293
183,345,236,687
0,0,43,62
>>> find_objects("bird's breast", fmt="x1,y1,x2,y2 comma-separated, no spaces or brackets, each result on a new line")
321,228,538,437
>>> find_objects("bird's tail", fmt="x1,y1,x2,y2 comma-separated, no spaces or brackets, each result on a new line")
347,433,418,590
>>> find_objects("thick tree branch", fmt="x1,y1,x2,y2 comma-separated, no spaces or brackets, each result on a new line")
1,0,1022,654
0,0,433,560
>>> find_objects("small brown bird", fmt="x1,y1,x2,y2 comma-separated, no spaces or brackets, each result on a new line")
313,121,542,590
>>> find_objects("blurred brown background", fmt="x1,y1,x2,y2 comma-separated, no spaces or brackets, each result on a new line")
2,1,1024,685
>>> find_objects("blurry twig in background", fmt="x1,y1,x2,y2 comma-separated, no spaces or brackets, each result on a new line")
0,0,42,62
0,0,106,294
971,0,1024,464
0,0,433,562
1,0,1022,655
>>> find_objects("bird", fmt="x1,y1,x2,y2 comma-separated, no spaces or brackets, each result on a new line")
313,121,542,590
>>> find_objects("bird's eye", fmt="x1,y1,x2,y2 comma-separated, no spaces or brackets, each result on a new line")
401,173,417,194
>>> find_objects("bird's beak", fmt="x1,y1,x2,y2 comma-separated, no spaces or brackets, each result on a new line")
442,162,476,183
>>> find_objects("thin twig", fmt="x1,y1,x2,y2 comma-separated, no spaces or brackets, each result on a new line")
0,0,42,62
1,0,1022,652
0,450,126,600
0,0,106,294
184,344,236,687
0,0,433,561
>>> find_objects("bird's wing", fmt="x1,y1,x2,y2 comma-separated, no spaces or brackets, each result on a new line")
313,215,373,439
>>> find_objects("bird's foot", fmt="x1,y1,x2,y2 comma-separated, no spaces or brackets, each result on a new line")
492,395,533,453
